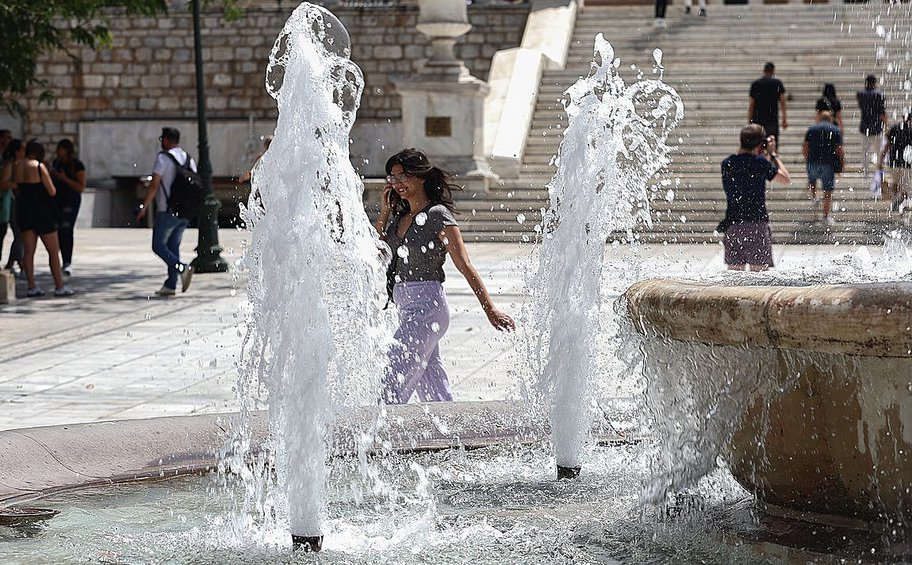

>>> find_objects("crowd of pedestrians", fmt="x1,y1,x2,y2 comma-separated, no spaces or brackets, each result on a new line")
0,132,80,297
722,64,904,271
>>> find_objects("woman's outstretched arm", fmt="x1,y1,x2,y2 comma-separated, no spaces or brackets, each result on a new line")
441,225,515,331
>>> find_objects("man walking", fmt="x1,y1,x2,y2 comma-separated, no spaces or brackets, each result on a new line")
878,113,912,217
721,124,791,271
749,62,788,147
857,74,887,178
136,127,194,296
803,111,845,226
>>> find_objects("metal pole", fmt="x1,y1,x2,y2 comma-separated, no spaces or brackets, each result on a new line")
190,0,228,273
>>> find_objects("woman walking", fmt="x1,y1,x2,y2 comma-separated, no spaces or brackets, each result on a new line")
50,139,86,276
16,140,72,297
375,148,514,404
816,83,844,131
0,139,24,273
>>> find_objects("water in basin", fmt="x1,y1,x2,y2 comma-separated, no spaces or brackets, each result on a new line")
3,443,792,564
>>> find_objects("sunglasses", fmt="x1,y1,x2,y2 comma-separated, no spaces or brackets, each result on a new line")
386,174,409,184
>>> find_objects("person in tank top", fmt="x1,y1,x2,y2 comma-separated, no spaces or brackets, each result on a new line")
375,148,514,404
15,140,72,297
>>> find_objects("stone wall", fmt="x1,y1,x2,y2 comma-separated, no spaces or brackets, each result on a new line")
16,2,529,174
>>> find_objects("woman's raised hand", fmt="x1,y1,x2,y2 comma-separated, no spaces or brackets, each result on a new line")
380,185,394,214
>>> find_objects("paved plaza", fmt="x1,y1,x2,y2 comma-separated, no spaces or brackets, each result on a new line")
0,227,881,431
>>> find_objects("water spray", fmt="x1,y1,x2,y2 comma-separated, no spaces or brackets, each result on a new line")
528,37,682,481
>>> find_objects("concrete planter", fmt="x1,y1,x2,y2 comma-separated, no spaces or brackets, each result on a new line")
624,279,912,524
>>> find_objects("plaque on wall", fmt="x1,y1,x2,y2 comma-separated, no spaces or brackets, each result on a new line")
425,117,452,137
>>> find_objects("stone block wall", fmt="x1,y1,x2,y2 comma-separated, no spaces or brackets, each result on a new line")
18,3,529,148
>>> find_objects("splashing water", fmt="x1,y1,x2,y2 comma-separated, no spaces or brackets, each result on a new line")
225,2,393,544
528,35,683,471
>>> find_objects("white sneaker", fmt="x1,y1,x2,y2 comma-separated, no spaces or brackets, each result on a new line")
53,285,75,297
155,286,176,297
654,18,666,28
62,264,72,277
180,264,194,293
825,216,836,226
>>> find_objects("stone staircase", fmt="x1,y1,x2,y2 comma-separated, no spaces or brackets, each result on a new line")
458,2,909,244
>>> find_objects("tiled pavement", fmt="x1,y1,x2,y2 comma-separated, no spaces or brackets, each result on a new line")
0,227,879,431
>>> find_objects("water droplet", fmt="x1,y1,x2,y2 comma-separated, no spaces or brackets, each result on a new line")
415,212,427,226
516,213,526,224
652,48,663,67
430,322,440,333
396,246,409,259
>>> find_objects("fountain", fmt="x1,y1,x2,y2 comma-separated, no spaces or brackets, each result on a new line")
3,3,912,563
528,37,682,479
624,278,912,532
228,2,393,551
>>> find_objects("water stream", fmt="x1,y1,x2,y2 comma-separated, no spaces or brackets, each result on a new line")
224,2,394,547
527,36,683,473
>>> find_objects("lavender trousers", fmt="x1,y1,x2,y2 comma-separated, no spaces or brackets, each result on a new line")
383,281,453,404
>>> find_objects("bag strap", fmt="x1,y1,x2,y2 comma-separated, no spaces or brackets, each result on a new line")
383,211,403,310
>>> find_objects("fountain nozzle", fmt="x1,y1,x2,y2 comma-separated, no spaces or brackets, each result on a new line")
556,465,581,480
291,534,323,552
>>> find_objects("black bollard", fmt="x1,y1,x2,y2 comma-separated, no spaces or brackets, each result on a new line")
291,534,323,552
556,465,581,480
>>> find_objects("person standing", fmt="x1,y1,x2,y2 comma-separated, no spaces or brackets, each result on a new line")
803,111,845,226
720,124,792,271
683,0,706,17
878,113,912,216
749,62,788,147
15,140,72,297
857,74,887,178
815,84,844,131
50,139,86,276
375,148,514,404
0,139,24,274
136,127,195,296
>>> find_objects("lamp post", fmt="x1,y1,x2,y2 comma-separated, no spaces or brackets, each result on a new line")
174,0,228,273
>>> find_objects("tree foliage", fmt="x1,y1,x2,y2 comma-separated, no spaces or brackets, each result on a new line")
0,0,241,113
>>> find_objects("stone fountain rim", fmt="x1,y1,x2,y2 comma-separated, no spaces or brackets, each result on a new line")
0,401,626,508
623,279,912,357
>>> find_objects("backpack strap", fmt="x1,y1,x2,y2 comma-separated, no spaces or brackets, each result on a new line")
159,150,178,209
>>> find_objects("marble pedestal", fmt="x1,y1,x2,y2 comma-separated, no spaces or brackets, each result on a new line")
395,73,497,191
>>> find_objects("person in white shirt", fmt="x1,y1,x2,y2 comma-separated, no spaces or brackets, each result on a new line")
136,127,195,296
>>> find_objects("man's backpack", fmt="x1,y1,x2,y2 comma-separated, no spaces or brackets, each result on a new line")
161,151,206,220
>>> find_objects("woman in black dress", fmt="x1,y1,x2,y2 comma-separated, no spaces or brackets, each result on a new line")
16,140,72,297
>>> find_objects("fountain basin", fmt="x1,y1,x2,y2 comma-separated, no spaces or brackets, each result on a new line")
624,279,912,525
0,401,627,508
